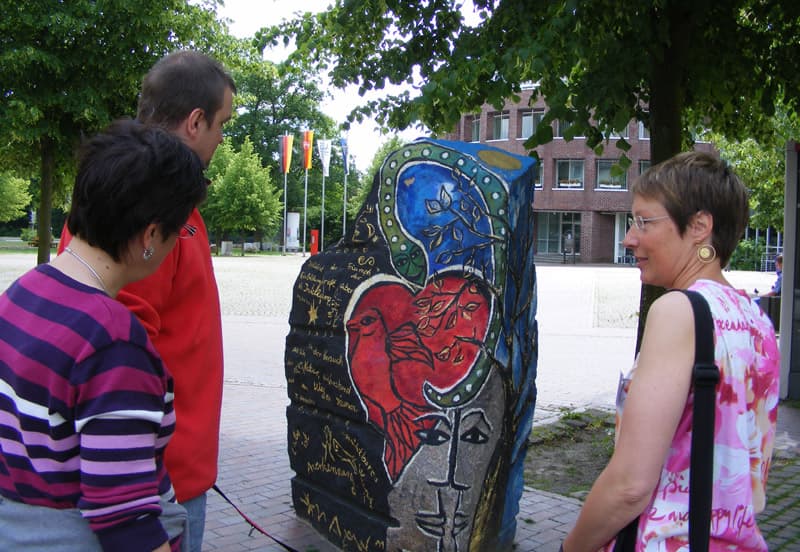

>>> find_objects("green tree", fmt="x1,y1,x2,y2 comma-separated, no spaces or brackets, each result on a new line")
707,102,800,232
228,57,337,168
351,135,407,214
203,137,282,251
1,0,225,264
0,173,32,223
265,1,799,163
263,0,798,347
223,46,352,247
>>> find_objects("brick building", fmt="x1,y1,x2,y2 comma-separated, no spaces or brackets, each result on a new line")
443,86,713,263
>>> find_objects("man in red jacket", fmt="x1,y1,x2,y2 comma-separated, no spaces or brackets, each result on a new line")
59,50,235,552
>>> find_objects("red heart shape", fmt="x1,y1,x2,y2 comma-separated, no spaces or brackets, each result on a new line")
346,274,490,410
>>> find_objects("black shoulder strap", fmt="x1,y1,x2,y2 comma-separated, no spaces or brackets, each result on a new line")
682,289,719,552
615,290,719,552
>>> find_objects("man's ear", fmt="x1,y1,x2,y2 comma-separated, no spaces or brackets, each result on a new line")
182,108,206,140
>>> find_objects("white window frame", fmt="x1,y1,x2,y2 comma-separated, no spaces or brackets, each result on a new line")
555,119,572,139
533,163,543,189
595,160,627,191
638,120,650,140
608,125,630,139
491,112,509,141
468,116,480,142
519,109,545,140
555,159,584,189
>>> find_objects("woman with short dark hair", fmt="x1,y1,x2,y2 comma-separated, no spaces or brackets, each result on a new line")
0,120,207,552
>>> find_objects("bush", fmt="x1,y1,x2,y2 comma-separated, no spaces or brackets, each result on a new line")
19,228,37,244
19,228,57,247
729,239,764,271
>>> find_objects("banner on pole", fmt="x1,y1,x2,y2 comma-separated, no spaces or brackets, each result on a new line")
317,139,332,177
339,137,349,175
303,130,314,170
279,134,294,174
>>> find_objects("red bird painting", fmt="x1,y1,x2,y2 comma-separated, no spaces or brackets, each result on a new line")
345,273,491,480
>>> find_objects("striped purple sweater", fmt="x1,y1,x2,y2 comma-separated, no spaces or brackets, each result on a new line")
0,264,177,551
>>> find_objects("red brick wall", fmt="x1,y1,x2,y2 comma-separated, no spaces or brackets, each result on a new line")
444,91,716,263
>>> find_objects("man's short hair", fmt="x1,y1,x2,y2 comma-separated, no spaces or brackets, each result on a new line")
137,50,236,129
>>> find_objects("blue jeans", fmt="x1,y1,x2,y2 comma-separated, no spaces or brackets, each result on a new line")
180,492,207,552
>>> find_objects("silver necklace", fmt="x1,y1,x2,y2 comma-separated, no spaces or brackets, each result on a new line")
64,246,108,294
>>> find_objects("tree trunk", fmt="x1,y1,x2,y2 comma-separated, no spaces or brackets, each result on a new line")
37,136,55,266
635,3,694,351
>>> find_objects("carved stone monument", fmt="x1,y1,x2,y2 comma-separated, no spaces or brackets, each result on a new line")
285,138,538,551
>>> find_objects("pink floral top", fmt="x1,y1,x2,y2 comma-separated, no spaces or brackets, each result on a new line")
610,280,780,551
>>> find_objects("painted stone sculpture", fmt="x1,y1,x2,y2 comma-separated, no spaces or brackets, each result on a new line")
285,138,538,551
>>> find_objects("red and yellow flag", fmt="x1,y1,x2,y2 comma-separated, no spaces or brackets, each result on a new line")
302,130,314,170
279,134,294,174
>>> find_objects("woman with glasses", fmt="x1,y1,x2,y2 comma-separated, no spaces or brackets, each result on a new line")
0,120,207,552
562,152,779,551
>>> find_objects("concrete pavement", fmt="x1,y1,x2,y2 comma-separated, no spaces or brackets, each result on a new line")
204,255,798,551
0,253,796,550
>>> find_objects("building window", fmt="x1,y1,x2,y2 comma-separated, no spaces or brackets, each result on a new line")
596,160,627,190
519,109,544,140
491,112,509,140
556,159,584,189
608,125,629,139
535,211,581,254
555,119,572,138
467,116,480,142
639,160,651,174
638,120,650,140
533,163,543,189
555,113,583,139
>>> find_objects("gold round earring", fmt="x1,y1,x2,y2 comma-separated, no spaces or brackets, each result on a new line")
143,247,154,261
697,243,716,264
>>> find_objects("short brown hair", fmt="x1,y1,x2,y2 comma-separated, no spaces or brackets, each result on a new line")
632,151,749,267
137,50,236,129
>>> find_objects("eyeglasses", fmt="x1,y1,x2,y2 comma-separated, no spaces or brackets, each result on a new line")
628,214,670,230
178,224,197,239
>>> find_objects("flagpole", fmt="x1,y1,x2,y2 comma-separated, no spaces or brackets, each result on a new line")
302,167,308,257
317,138,331,253
342,168,348,237
320,173,326,252
340,137,349,238
279,133,294,256
283,171,288,256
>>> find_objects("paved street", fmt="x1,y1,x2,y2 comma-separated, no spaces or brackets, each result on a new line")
0,252,797,550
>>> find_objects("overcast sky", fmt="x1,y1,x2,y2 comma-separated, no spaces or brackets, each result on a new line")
217,0,426,171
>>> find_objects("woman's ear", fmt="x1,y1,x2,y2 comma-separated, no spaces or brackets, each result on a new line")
691,210,714,242
140,223,159,250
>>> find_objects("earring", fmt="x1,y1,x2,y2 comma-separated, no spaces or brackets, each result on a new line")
143,247,154,261
697,243,716,264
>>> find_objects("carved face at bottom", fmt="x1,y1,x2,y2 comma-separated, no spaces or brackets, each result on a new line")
386,369,504,552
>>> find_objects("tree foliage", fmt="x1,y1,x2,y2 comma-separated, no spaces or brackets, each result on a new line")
1,0,225,263
228,55,337,169
707,102,800,232
0,173,32,223
264,0,800,350
203,137,282,245
264,0,799,163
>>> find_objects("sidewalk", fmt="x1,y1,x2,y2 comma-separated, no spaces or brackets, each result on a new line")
201,255,799,551
0,253,794,550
